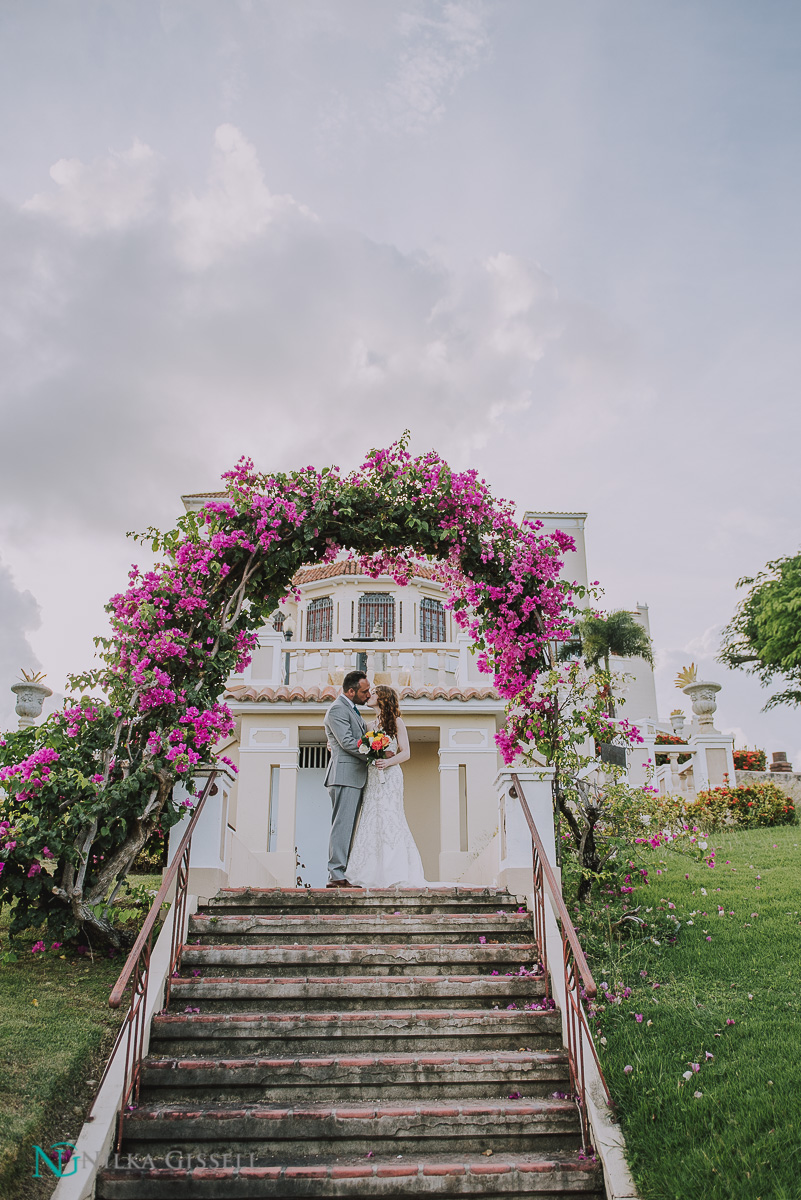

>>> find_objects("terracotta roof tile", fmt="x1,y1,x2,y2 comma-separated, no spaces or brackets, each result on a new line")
225,683,500,704
292,562,440,584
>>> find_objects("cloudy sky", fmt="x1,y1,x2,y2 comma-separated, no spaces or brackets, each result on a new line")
1,0,800,758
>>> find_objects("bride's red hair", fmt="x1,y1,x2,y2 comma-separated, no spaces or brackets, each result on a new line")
375,685,400,740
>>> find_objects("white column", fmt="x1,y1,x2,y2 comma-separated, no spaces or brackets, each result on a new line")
688,730,735,790
259,627,285,687
168,768,237,899
456,631,471,687
438,760,460,854
495,766,557,894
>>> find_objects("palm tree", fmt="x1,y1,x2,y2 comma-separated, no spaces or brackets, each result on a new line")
578,610,654,715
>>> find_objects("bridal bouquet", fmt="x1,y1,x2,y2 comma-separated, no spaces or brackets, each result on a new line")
358,730,392,783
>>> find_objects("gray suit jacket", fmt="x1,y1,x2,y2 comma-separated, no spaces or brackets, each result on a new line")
324,694,369,788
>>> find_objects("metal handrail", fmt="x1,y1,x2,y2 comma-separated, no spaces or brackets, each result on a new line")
88,768,218,1149
510,772,613,1149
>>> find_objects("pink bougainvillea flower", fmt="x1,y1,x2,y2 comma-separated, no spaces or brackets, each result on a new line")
623,1065,633,1075
27,863,42,877
634,1014,643,1023
31,941,46,953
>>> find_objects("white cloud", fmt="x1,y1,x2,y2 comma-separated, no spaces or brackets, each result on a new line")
3,125,636,546
23,140,160,233
386,1,490,133
171,124,313,270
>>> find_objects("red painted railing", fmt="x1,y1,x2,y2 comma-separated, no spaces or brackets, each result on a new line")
88,769,218,1149
510,772,613,1150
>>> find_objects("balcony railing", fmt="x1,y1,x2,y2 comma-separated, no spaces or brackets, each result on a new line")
237,638,468,690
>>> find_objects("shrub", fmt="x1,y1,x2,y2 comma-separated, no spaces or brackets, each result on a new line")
733,747,767,771
654,732,691,765
686,780,797,830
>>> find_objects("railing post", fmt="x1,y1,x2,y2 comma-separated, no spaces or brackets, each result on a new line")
495,766,557,892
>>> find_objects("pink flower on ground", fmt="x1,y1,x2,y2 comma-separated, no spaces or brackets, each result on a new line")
50,942,62,950
31,941,46,953
726,1019,735,1026
634,1014,643,1023
623,1065,633,1074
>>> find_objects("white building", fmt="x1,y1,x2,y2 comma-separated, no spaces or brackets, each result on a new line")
174,497,715,894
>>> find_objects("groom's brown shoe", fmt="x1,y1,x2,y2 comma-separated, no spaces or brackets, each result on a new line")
326,879,362,888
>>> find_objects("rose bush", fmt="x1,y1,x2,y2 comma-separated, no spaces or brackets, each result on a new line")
732,748,767,772
685,780,797,830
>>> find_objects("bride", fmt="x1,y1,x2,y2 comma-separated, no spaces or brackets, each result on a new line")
346,684,428,888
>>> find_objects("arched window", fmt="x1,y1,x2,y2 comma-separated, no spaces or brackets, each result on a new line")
306,596,333,642
420,596,446,643
358,593,395,641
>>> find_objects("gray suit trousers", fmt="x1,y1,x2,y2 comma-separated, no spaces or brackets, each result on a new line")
327,784,363,881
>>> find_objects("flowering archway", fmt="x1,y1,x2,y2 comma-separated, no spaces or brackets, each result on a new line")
0,437,580,943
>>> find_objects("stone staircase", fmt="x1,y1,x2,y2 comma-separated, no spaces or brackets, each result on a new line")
97,887,604,1198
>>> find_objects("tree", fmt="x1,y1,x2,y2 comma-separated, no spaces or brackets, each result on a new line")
577,610,654,714
718,551,801,709
498,661,643,901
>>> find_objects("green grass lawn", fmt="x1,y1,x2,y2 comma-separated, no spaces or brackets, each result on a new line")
0,875,161,1199
582,825,801,1200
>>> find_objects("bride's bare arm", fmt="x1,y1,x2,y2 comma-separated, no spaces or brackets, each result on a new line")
377,717,410,768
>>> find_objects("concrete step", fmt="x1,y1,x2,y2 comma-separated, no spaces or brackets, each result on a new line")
149,1009,564,1056
188,913,533,945
96,1152,604,1198
140,1050,572,1102
167,974,549,1012
181,942,541,977
120,1097,582,1156
203,888,524,916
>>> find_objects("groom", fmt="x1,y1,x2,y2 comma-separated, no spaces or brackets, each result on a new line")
323,670,372,888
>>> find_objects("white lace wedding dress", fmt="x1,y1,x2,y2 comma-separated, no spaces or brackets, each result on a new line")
346,756,427,888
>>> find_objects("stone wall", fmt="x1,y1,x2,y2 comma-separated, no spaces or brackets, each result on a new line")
734,770,801,806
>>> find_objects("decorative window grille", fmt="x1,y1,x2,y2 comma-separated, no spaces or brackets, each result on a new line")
306,596,333,642
358,593,395,640
272,611,285,633
299,745,331,769
420,597,446,643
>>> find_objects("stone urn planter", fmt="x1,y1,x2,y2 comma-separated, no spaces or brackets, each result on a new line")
10,679,53,728
682,680,721,728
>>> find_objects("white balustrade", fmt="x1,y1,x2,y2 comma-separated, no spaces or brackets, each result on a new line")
257,641,463,689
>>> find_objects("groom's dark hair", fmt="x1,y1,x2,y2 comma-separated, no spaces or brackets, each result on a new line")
343,670,367,696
